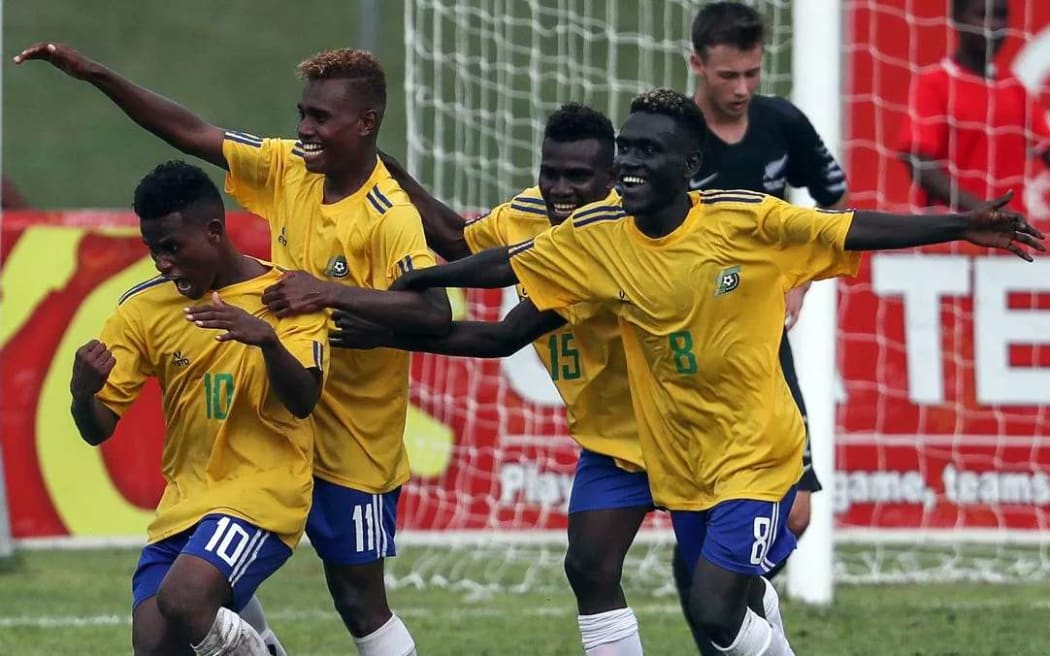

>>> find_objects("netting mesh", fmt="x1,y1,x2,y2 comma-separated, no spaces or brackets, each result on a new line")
400,0,1050,594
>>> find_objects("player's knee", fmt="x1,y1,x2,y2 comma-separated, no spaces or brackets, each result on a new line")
689,588,740,646
327,570,391,636
564,544,622,596
155,580,217,636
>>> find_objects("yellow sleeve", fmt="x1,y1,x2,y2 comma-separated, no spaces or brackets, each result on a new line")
463,202,513,252
756,200,863,289
508,220,611,314
275,310,331,381
95,306,153,417
222,133,294,221
373,205,439,288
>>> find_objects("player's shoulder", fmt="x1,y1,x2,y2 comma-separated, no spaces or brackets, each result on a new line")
569,191,625,231
697,189,779,219
505,186,548,217
751,94,811,128
368,162,420,219
116,275,176,310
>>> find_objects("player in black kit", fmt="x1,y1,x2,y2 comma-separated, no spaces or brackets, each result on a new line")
673,3,850,653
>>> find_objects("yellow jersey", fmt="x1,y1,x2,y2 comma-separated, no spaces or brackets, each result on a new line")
96,264,329,547
509,190,860,510
223,134,436,493
464,186,643,471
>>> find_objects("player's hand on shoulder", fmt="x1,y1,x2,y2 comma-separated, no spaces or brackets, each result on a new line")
261,270,331,318
330,310,391,350
186,292,277,346
70,339,115,398
13,42,93,79
963,191,1046,261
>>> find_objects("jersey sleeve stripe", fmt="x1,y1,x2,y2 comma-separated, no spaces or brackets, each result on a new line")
573,211,625,228
509,203,549,216
573,204,624,218
512,196,546,205
371,186,394,209
703,189,766,199
224,132,264,148
227,130,264,143
508,240,535,256
118,276,167,305
366,190,388,214
701,195,764,205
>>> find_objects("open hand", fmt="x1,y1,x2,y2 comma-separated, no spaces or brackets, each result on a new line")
963,191,1045,261
186,292,276,346
261,271,331,318
13,42,93,80
784,285,807,332
330,310,392,350
71,339,115,398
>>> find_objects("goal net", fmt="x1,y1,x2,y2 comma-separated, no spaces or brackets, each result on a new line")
399,0,1050,595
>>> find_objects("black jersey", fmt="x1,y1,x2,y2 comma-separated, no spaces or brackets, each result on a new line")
690,94,847,206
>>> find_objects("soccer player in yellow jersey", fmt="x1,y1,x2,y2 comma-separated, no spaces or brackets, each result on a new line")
19,43,446,655
391,89,1044,655
69,162,327,656
340,104,651,654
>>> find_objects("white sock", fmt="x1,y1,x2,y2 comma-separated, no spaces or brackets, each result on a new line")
578,607,643,655
192,607,269,656
239,596,288,656
760,578,785,636
352,614,417,656
711,608,795,656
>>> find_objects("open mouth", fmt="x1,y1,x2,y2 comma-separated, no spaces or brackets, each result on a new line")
169,277,194,296
551,202,577,216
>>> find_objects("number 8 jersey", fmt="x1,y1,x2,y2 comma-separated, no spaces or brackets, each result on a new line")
509,191,860,511
96,263,330,548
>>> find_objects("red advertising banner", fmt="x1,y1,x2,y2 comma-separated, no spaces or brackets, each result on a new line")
839,0,1050,533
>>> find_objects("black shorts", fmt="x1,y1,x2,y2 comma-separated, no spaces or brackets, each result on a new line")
779,332,822,493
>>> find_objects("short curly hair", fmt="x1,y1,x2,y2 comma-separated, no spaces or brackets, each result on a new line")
132,160,224,222
543,103,615,166
628,88,707,150
297,48,386,111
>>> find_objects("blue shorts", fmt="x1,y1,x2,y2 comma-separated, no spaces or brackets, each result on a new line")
305,478,400,565
672,487,798,578
131,514,292,612
568,450,654,515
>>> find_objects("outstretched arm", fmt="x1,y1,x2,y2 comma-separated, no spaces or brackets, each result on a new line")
844,192,1044,259
332,298,565,357
325,286,452,336
14,43,227,169
380,152,472,261
392,246,517,292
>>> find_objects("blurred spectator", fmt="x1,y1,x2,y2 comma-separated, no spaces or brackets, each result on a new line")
899,0,1050,218
2,176,30,209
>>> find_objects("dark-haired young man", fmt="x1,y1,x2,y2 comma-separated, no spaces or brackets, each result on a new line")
353,104,650,654
388,87,1041,655
70,161,328,656
677,3,850,616
18,42,446,655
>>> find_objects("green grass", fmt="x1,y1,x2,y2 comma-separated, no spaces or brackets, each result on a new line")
1,546,1048,655
3,0,408,208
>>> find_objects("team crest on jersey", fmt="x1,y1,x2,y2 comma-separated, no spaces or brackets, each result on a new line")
171,351,190,368
325,255,350,278
714,266,741,297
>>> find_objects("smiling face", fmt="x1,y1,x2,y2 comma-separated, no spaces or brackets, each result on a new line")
537,138,614,224
614,112,700,217
140,209,224,300
296,78,379,175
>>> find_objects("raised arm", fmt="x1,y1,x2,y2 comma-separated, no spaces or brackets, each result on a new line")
333,298,565,357
69,340,120,445
844,191,1044,259
14,43,227,169
380,151,471,261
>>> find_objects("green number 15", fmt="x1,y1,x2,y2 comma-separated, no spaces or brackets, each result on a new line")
547,333,581,381
203,372,235,420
